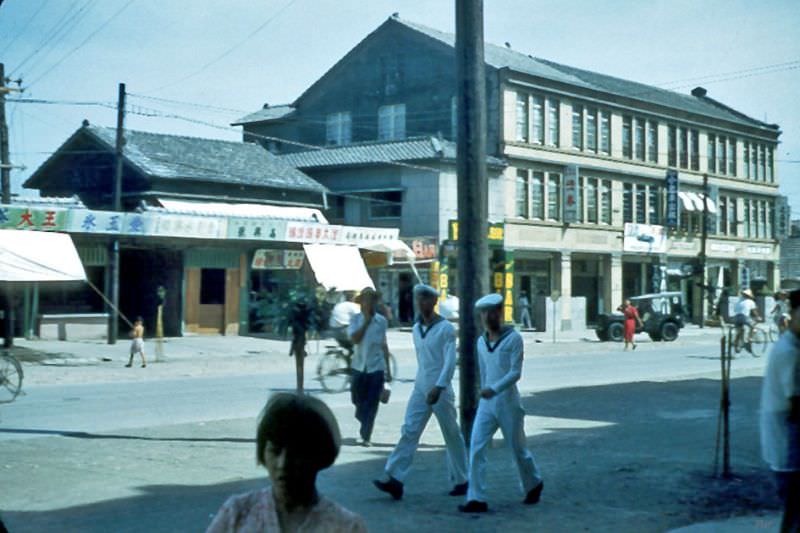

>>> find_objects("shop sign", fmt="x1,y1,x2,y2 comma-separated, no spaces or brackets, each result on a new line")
671,241,696,251
746,245,771,255
228,218,285,241
775,195,791,240
448,220,504,242
710,243,737,254
563,165,580,224
408,238,437,260
252,249,305,270
0,206,68,231
153,214,224,239
664,169,679,229
67,209,156,235
284,222,398,245
623,223,667,254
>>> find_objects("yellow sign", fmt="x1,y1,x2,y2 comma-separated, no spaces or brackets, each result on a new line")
493,272,503,289
449,221,504,242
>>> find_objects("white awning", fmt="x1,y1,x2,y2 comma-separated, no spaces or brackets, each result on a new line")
677,192,695,211
360,239,416,262
0,230,86,282
155,199,328,223
686,192,706,211
303,244,374,291
699,193,718,214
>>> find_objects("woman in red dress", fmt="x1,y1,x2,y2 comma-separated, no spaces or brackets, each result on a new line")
618,299,644,350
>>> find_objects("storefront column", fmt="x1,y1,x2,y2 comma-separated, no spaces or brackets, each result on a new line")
560,252,572,331
769,261,780,291
610,253,623,312
733,259,744,292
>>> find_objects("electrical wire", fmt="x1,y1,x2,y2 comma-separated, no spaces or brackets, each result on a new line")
0,0,48,56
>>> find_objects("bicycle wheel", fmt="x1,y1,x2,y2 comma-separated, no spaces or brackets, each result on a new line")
750,329,768,358
767,323,780,343
0,354,23,403
317,354,350,393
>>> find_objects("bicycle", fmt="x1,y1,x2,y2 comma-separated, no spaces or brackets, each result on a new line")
317,338,399,393
767,315,788,343
731,320,769,357
0,351,23,403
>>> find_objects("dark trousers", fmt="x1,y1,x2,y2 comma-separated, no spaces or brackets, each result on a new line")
351,370,384,441
776,471,800,533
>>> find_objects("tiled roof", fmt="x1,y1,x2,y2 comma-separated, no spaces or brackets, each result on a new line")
276,136,506,169
83,125,325,192
394,17,777,132
231,105,295,125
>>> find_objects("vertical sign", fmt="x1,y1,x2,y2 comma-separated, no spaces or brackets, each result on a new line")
563,165,580,223
741,266,750,291
775,195,791,240
665,169,679,229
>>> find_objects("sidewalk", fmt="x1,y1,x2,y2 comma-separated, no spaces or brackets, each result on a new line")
669,513,781,532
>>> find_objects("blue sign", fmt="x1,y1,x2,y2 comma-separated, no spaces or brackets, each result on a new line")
665,169,679,229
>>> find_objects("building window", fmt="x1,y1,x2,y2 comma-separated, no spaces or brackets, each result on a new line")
327,195,346,221
572,105,583,150
719,197,728,235
623,183,633,223
369,190,402,219
515,169,529,217
635,184,647,224
744,201,750,237
728,199,737,236
546,98,559,147
766,201,773,238
634,118,645,161
515,93,529,142
532,171,544,219
378,104,406,140
200,269,226,305
708,134,716,173
668,125,677,167
647,121,657,162
768,147,774,182
622,116,632,159
326,112,352,145
586,177,598,223
600,180,612,224
532,96,544,145
648,186,661,225
744,142,750,178
600,111,610,155
690,129,699,170
587,107,598,152
728,140,736,176
717,136,726,175
547,173,561,221
760,145,767,182
678,127,688,169
751,144,758,180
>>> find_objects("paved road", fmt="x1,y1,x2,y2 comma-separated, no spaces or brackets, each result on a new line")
0,335,764,441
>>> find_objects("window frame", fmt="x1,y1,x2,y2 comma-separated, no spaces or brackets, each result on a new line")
377,103,406,141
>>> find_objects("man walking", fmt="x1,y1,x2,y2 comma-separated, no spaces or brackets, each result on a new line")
760,289,800,533
373,284,468,500
518,290,532,329
459,293,543,514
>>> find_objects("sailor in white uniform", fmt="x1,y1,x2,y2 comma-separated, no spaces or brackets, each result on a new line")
374,284,469,500
459,293,543,513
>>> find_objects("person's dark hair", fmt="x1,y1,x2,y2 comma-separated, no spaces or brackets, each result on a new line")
256,393,341,471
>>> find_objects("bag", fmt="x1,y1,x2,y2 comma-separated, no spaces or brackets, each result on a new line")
380,383,391,404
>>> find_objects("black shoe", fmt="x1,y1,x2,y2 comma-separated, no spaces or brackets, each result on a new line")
449,482,468,496
523,482,543,504
458,500,488,513
373,477,403,500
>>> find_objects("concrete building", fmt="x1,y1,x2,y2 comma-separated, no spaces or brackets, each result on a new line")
234,15,784,329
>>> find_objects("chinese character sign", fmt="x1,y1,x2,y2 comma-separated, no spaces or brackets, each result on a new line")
0,207,67,231
563,165,580,224
665,169,679,229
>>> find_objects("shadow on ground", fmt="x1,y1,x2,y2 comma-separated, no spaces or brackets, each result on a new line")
2,376,781,533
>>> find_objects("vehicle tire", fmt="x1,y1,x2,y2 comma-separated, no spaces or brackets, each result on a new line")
660,322,679,342
596,330,609,342
750,329,768,358
0,354,23,403
607,322,624,342
648,332,662,342
317,353,351,393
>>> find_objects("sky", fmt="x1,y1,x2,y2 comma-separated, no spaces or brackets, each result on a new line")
1,0,799,207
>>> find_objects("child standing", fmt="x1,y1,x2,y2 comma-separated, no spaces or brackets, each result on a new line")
125,316,147,368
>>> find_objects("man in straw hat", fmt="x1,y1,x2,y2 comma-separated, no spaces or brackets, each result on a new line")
733,288,762,352
348,286,392,447
374,284,468,500
459,293,543,514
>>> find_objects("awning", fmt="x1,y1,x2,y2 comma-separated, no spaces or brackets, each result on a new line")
699,193,718,214
677,192,695,211
154,199,328,223
360,239,416,262
303,244,374,291
686,192,706,211
0,230,86,282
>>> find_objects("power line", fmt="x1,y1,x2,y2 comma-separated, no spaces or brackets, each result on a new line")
127,93,250,115
657,59,800,88
142,0,300,94
0,0,48,56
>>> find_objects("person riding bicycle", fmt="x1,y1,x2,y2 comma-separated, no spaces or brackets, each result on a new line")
772,291,790,335
329,291,360,355
733,289,761,350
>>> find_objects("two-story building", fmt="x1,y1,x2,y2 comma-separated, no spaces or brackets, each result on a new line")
234,14,784,329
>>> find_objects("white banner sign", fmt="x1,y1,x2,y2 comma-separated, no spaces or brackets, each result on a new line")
623,223,668,254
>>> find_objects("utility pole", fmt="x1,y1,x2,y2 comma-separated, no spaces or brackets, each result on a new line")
107,83,125,344
699,172,709,328
455,0,489,444
1,63,18,348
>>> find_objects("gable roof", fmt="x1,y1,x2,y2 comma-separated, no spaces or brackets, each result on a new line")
277,136,506,170
390,17,777,132
25,124,326,193
231,104,295,126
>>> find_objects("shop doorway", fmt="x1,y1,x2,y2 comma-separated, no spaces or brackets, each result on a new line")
185,267,240,334
397,272,414,324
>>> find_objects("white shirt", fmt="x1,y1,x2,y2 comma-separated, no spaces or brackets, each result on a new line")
329,301,360,328
734,297,756,317
348,313,388,373
760,331,800,471
477,327,524,399
412,316,457,392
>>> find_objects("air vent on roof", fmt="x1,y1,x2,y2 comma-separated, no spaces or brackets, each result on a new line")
505,42,511,49
82,119,90,127
262,103,270,109
691,87,707,97
391,12,399,18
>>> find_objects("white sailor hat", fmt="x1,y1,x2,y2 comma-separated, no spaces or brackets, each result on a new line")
474,293,503,310
413,284,439,298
